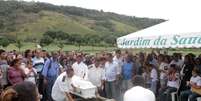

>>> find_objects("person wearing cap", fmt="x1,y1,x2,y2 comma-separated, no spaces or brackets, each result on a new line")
51,67,75,101
124,75,155,101
72,54,88,80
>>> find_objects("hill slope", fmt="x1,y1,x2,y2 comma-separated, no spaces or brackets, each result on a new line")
0,0,165,42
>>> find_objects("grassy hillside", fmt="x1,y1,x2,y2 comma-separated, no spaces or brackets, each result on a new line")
0,0,165,44
12,11,100,39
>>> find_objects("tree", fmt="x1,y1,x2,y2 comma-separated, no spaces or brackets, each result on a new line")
55,39,64,50
15,39,23,51
43,30,69,40
0,37,10,48
40,35,53,48
103,35,116,46
69,34,83,49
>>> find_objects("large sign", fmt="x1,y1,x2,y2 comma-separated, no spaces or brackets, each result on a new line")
117,33,201,48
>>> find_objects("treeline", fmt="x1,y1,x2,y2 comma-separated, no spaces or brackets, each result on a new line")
0,30,117,49
40,30,117,48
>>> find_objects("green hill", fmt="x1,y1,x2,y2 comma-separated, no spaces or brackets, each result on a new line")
0,0,165,45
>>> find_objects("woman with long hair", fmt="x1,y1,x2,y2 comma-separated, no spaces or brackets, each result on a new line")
179,54,195,94
7,59,26,85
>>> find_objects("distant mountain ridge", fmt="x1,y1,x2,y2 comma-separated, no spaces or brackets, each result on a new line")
0,0,165,43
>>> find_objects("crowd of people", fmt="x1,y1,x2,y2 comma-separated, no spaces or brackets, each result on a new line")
0,48,201,101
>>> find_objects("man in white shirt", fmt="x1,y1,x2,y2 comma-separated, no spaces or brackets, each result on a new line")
113,50,123,101
113,50,123,77
51,68,75,101
32,50,45,73
104,53,120,100
32,50,45,101
170,53,184,70
72,55,88,80
124,75,155,101
150,63,158,94
88,58,105,96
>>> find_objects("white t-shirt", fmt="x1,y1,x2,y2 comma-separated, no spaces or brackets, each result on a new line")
167,73,180,89
24,68,37,84
170,60,184,69
159,62,169,79
51,72,74,101
113,56,123,74
190,76,201,84
88,64,105,87
150,68,158,82
32,57,44,72
124,86,155,101
105,61,119,82
72,62,88,80
190,75,201,90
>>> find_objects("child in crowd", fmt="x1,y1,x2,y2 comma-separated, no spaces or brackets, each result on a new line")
180,67,201,101
159,55,169,92
159,64,180,101
24,60,37,84
149,62,158,95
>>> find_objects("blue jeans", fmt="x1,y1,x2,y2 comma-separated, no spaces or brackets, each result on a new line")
159,87,177,101
46,76,57,101
151,80,157,94
105,81,117,100
180,90,201,101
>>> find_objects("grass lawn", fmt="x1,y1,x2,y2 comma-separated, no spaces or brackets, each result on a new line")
1,43,201,55
3,42,117,53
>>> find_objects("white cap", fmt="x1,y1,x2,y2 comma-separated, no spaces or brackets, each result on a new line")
124,86,155,101
37,44,42,49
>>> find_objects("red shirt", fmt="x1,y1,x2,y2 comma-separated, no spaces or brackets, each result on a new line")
8,67,25,85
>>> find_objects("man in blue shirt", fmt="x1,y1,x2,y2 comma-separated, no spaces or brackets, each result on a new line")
42,52,61,101
122,55,135,93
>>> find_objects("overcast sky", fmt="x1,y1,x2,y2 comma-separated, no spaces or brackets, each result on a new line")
23,0,201,20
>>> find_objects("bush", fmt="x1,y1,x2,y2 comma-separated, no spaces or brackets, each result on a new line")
40,35,53,47
0,37,10,47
